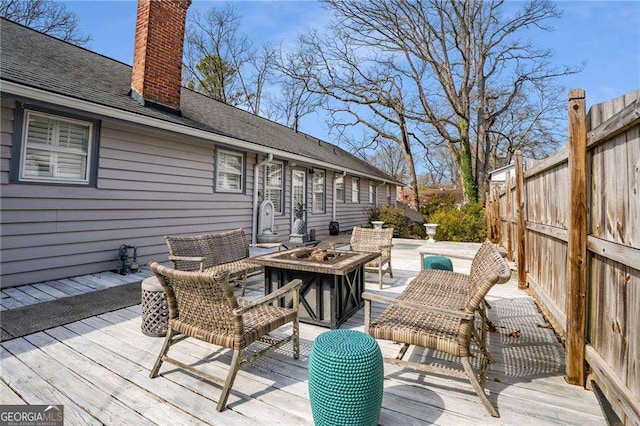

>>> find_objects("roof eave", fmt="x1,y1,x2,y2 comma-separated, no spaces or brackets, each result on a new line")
1,80,399,185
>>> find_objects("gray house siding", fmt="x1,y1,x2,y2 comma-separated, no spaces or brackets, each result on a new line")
2,99,251,287
0,98,397,287
334,174,375,230
307,168,333,235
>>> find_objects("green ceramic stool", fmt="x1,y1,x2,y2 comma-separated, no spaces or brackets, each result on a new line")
422,255,453,271
308,330,384,426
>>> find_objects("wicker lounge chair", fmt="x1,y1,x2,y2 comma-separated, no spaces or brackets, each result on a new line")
164,228,261,296
348,226,393,288
363,240,511,417
148,262,301,412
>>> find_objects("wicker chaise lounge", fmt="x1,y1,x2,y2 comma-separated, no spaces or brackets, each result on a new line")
164,228,261,296
363,240,511,417
348,226,394,288
148,262,301,412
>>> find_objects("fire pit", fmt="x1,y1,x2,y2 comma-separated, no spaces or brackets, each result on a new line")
281,248,355,264
252,247,379,328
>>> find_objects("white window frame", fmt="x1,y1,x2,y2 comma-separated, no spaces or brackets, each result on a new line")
216,149,244,193
335,175,345,203
386,184,392,205
369,181,375,204
351,177,360,203
264,161,284,214
312,170,325,213
291,168,307,226
20,110,93,184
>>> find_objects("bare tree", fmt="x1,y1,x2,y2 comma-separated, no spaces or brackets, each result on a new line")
420,144,459,188
487,83,565,168
0,0,91,46
267,74,323,131
370,141,409,184
323,0,580,203
281,29,423,209
183,5,275,115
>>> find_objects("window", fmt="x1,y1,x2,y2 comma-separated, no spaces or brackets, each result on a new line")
335,175,345,202
351,177,360,203
216,149,244,192
264,161,284,214
20,110,93,184
369,181,375,204
386,184,392,205
312,170,325,213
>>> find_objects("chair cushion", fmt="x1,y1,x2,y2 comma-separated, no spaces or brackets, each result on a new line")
368,306,469,357
206,259,262,280
239,305,297,349
400,269,469,309
170,304,297,350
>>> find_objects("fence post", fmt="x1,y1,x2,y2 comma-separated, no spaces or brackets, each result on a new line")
494,186,502,245
566,89,588,386
506,170,513,260
485,191,492,241
515,150,526,289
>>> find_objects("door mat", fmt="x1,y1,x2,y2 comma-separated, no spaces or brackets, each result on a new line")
0,281,142,342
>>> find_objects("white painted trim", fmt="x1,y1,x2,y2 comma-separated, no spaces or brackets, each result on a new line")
290,168,307,230
1,80,399,184
252,154,273,244
20,109,93,184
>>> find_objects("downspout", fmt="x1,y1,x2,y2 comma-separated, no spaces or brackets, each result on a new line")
252,153,273,244
333,170,347,221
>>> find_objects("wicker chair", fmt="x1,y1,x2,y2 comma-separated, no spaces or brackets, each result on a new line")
164,228,262,296
363,241,511,417
348,226,394,288
148,261,301,412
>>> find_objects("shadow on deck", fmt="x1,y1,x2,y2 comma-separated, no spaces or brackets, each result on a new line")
0,239,604,425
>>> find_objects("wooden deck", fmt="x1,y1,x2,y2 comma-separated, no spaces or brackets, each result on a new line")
0,269,155,311
0,240,605,425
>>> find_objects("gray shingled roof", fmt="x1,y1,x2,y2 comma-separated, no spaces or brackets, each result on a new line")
0,18,396,182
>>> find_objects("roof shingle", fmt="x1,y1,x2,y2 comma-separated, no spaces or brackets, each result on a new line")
0,18,395,182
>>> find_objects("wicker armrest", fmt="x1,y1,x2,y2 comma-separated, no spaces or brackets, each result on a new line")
168,255,205,271
233,279,302,315
379,244,393,249
362,291,474,320
168,255,205,262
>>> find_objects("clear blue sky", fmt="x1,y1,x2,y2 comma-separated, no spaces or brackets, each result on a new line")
64,0,640,143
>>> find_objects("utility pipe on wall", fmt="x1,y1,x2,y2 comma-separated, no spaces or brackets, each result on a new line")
252,153,273,244
332,170,347,221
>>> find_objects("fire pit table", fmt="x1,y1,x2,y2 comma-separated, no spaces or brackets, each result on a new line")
252,247,378,329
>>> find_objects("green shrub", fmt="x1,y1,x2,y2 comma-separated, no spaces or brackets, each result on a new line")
368,205,412,238
426,202,487,242
419,193,457,217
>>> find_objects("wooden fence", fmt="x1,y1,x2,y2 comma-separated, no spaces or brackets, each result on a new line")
487,88,640,424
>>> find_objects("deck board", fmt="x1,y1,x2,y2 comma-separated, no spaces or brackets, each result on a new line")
0,241,605,425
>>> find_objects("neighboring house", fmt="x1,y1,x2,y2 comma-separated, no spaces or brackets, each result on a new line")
0,3,399,288
488,163,516,193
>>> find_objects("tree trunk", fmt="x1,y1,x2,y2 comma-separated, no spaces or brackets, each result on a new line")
399,112,420,211
459,141,478,204
458,118,478,204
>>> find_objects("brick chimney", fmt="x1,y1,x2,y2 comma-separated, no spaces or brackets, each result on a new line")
131,0,191,113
